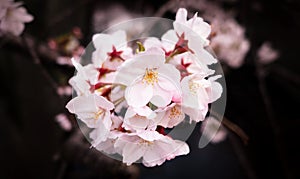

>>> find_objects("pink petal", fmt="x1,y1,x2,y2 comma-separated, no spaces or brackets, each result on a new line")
125,82,153,108
208,75,223,103
151,85,172,107
175,8,187,24
94,95,114,110
137,130,163,141
158,64,181,86
144,37,163,49
134,106,156,119
121,140,146,165
158,104,185,128
123,115,150,131
66,95,97,114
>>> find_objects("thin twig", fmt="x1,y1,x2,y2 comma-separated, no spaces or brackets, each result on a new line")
23,35,60,94
55,161,67,179
268,64,300,86
222,117,249,145
210,111,255,179
255,59,293,179
228,133,258,179
210,110,249,145
3,33,65,64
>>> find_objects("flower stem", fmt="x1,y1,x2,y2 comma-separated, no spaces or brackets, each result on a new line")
210,110,249,145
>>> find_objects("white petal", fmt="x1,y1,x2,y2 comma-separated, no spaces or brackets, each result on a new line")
150,85,172,107
125,82,153,108
144,37,163,49
137,130,163,141
161,30,178,51
120,138,146,165
111,30,127,47
208,75,223,103
157,64,181,91
95,95,114,110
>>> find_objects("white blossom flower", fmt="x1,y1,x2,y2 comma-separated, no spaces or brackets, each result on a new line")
115,47,181,108
171,52,215,77
174,8,211,46
0,0,33,36
173,8,217,65
181,74,222,122
122,106,158,131
114,130,189,167
69,59,99,96
65,7,225,167
90,114,123,149
155,103,185,128
66,94,114,132
92,30,132,69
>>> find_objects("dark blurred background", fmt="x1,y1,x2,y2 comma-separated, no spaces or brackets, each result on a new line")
0,0,299,178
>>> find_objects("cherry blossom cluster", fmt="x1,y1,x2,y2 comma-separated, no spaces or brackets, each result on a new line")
66,8,223,167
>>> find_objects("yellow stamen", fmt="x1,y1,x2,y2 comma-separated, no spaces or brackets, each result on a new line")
94,109,104,120
143,68,158,85
139,139,153,146
188,80,201,95
169,106,182,120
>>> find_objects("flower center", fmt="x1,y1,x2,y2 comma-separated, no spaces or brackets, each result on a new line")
143,68,158,85
139,139,153,146
169,106,182,120
188,80,201,95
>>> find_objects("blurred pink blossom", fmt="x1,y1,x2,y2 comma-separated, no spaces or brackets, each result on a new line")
57,85,72,96
210,18,250,68
178,0,251,68
55,113,72,131
0,0,33,36
257,42,280,64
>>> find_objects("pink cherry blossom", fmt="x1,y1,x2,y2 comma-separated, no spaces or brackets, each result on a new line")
66,94,114,130
181,74,222,122
115,47,181,108
114,130,189,166
65,7,225,167
155,103,185,128
122,106,158,131
173,8,218,65
171,52,215,78
90,114,124,149
174,8,211,47
92,130,124,154
92,30,132,68
69,59,99,96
